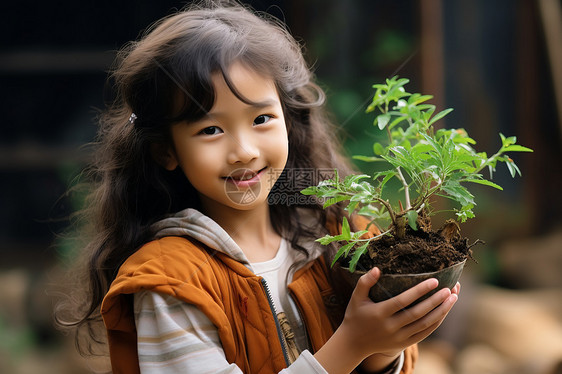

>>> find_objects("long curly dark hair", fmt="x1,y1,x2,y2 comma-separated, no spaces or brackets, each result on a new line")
55,0,355,355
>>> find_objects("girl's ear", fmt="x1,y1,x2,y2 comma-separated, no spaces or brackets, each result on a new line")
150,143,178,171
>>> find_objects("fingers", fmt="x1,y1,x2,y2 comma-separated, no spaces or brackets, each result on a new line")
392,287,452,327
403,317,444,346
352,267,381,300
401,291,458,341
380,278,439,315
452,282,461,295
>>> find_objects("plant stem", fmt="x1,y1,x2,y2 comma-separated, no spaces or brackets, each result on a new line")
350,229,392,243
474,149,504,175
375,198,397,226
395,167,411,210
331,189,398,227
414,174,445,211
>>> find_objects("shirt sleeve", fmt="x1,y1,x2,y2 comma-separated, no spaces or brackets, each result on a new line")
392,352,405,374
134,291,328,374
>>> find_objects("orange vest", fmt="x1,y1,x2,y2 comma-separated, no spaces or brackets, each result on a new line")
101,236,417,373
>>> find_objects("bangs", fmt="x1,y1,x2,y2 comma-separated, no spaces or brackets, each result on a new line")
168,71,215,125
169,58,275,125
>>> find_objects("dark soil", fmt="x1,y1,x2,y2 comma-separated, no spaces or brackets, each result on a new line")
347,220,478,275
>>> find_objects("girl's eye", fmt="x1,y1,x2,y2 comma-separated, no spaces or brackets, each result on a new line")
253,115,272,126
199,126,223,136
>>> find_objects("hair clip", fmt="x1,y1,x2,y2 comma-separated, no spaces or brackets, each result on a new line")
128,113,137,124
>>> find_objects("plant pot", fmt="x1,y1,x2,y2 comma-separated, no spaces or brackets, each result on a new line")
336,260,466,306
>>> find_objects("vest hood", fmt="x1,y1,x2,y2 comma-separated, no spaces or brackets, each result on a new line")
150,208,250,264
149,208,326,273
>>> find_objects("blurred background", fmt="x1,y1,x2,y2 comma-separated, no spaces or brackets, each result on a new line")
1,0,561,373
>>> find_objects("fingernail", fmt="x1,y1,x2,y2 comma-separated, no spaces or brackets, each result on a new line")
427,278,439,289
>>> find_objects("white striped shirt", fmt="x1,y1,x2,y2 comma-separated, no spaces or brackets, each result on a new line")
134,291,328,373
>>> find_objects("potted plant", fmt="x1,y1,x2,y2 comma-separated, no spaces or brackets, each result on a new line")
301,76,533,303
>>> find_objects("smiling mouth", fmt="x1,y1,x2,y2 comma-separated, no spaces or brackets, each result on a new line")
223,166,267,183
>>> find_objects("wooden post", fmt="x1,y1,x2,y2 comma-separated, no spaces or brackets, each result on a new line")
420,0,446,118
538,0,562,142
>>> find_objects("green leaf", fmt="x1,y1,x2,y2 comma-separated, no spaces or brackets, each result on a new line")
505,160,521,177
373,142,385,155
503,145,533,153
377,170,397,192
323,195,349,209
411,143,434,155
342,217,351,239
400,139,412,151
353,155,384,162
316,189,340,198
318,179,336,187
421,133,443,155
377,113,391,130
348,243,370,272
358,205,389,220
351,230,370,240
344,174,371,186
408,93,433,106
487,164,495,179
441,180,475,207
500,133,517,147
331,242,355,267
300,186,318,195
346,201,359,214
456,204,475,222
429,108,454,125
349,192,370,203
406,210,418,230
463,178,503,190
316,234,343,245
384,146,415,172
388,115,408,130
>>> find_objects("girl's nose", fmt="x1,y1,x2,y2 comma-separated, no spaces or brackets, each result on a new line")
227,133,260,164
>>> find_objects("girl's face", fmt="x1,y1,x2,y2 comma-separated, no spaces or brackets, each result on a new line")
165,62,289,215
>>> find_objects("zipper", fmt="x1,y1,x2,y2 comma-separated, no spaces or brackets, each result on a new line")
287,290,312,353
260,278,290,366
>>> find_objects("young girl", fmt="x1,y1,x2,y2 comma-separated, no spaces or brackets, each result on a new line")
58,1,459,373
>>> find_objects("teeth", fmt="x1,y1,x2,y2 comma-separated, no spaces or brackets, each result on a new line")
227,167,265,181
229,174,252,181
241,175,253,180
230,171,257,180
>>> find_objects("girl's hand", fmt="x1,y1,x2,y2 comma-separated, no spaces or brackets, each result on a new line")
359,279,462,372
315,267,458,374
346,267,458,355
